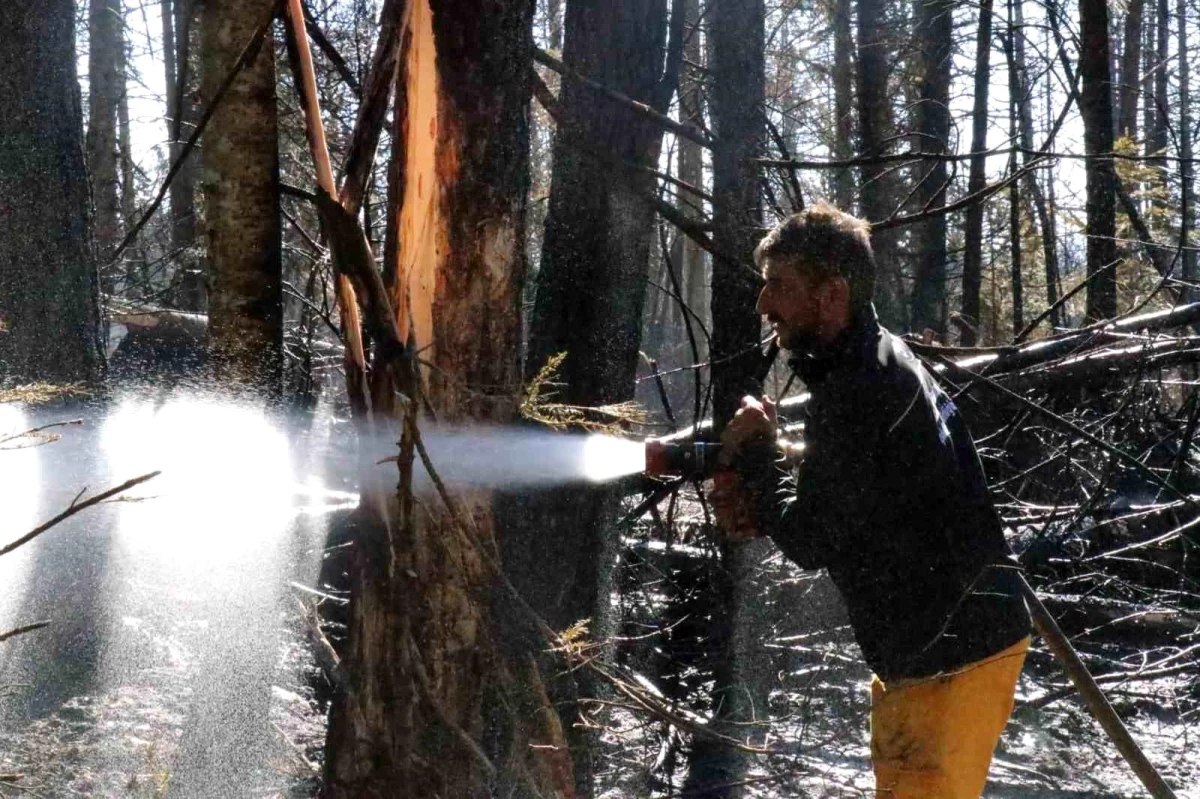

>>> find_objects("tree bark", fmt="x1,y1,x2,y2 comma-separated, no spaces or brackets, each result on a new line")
909,0,952,335
200,0,282,389
87,0,123,277
1080,0,1119,322
961,0,992,345
0,1,104,383
322,3,574,798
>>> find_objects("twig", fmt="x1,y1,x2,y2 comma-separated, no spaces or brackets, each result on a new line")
0,471,160,558
0,621,50,645
0,419,82,447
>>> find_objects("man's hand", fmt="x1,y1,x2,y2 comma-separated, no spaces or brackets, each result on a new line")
709,470,760,542
719,395,778,467
709,396,778,542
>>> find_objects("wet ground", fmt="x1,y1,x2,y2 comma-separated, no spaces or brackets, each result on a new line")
0,390,350,798
3,398,1197,797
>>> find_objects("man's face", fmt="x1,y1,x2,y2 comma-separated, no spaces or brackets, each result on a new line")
755,258,826,353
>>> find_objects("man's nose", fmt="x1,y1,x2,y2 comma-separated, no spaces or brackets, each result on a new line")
754,288,767,315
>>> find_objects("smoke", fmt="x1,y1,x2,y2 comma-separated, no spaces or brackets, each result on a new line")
358,427,647,488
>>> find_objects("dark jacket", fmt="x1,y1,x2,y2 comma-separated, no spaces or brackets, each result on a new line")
743,305,1030,679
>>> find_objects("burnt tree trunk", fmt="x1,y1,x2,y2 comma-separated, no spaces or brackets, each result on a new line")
961,0,992,345
0,1,104,384
200,0,282,389
518,3,675,793
909,0,952,336
323,2,574,798
1080,0,1119,322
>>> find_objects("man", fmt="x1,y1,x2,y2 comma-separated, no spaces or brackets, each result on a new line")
714,203,1031,799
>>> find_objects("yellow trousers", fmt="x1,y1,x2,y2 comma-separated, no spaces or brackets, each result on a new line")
870,636,1030,799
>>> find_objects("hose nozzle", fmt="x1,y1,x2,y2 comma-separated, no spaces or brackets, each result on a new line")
644,440,723,477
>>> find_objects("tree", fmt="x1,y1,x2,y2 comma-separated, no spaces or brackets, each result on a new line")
1119,0,1144,140
680,0,766,795
1178,0,1195,298
200,0,283,388
0,1,104,384
519,3,678,791
1080,0,1118,321
961,0,993,345
909,0,953,335
831,0,855,210
87,0,124,277
322,2,574,797
162,0,204,311
856,0,904,326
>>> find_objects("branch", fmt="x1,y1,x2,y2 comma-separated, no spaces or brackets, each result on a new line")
533,47,715,150
301,1,362,97
0,621,50,645
0,471,160,558
337,0,405,214
872,158,1050,231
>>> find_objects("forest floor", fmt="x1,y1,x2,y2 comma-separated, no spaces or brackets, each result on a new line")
0,611,325,798
600,494,1200,799
2,502,1197,797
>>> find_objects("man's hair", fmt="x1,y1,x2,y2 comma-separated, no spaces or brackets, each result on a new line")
753,202,876,312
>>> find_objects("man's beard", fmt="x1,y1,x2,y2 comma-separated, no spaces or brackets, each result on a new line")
775,321,823,355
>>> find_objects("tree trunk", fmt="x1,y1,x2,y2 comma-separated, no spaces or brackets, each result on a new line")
164,0,205,311
522,3,673,793
529,0,669,404
200,0,282,389
0,1,104,383
961,0,992,345
323,3,575,798
118,27,139,292
1179,0,1195,298
857,0,903,326
909,0,952,336
680,1,767,796
1080,0,1119,322
1009,0,1060,333
1119,0,1144,140
832,0,855,210
87,0,123,278
679,0,708,368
